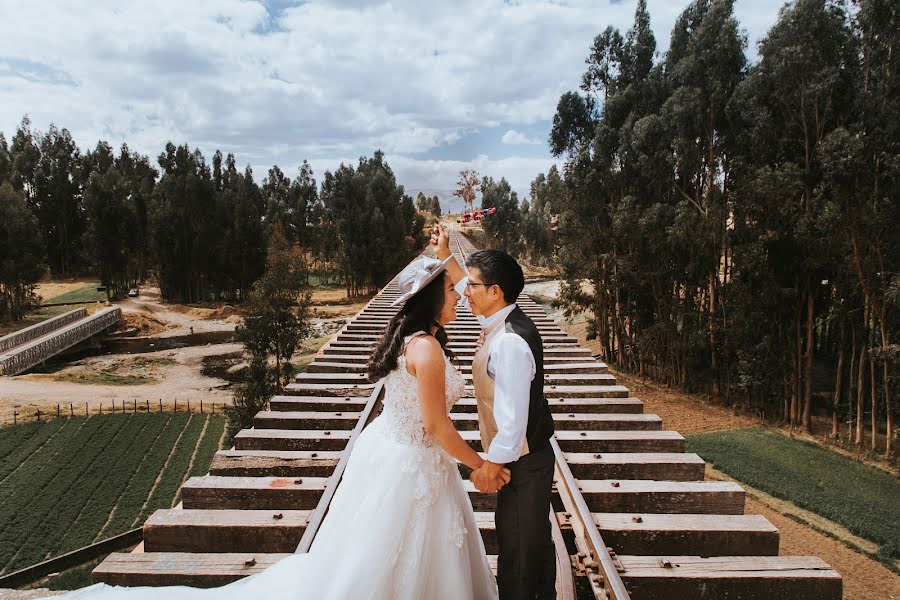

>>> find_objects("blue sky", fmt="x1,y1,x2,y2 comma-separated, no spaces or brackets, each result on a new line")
0,0,787,210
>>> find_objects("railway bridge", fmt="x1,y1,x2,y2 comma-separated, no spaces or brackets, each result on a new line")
90,231,841,599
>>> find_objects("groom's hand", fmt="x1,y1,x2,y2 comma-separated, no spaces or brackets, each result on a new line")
430,225,451,259
471,461,510,493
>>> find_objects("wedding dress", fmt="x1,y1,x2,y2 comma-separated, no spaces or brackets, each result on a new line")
62,332,499,600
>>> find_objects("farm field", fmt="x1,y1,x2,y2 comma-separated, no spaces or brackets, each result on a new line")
686,427,900,562
0,413,225,577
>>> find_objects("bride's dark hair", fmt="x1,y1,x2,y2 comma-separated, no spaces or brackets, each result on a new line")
367,273,455,382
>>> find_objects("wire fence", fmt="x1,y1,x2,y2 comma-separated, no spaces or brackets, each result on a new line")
7,398,228,426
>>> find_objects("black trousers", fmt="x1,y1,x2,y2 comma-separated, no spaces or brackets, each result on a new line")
495,442,556,600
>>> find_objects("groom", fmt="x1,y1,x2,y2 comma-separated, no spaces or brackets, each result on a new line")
432,226,556,600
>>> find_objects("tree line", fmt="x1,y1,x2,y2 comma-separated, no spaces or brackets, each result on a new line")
525,0,897,454
0,121,426,317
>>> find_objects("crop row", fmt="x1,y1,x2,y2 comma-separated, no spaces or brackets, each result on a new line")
135,413,207,525
0,413,227,575
66,413,190,549
188,415,226,481
98,413,191,538
0,419,67,484
0,414,133,573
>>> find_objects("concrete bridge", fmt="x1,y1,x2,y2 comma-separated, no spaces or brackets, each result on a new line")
0,307,122,376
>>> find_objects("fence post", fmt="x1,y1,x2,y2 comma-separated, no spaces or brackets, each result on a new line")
57,404,60,418
187,399,190,413
174,400,177,412
200,399,203,413
99,403,102,416
159,399,162,413
146,399,149,413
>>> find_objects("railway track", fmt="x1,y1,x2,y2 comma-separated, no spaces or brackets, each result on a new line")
91,227,841,599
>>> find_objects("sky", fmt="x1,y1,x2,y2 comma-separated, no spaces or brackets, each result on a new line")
0,0,787,211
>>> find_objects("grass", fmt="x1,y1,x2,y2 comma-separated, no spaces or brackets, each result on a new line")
42,357,179,385
41,283,104,305
528,292,555,306
0,413,226,579
686,427,900,560
43,557,106,591
49,371,155,385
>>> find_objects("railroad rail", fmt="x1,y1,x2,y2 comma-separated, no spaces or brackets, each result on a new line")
89,227,841,599
0,307,121,376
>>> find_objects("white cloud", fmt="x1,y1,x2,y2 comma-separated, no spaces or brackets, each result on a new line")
0,0,787,193
501,129,540,145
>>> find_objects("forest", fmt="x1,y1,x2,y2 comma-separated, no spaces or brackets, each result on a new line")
527,0,897,453
0,129,427,312
0,0,895,456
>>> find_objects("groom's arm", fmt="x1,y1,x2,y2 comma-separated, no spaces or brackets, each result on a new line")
431,225,467,285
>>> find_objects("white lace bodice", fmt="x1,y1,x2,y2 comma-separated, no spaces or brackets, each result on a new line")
378,332,466,448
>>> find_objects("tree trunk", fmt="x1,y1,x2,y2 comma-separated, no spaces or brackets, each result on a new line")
791,309,802,427
848,324,857,443
709,271,719,399
878,307,893,457
856,307,866,447
869,313,877,452
832,323,845,439
802,285,815,432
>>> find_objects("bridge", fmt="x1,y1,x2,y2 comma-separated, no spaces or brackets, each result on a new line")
84,232,841,598
0,307,122,376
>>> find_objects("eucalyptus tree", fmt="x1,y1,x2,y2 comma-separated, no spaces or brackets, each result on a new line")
480,176,522,257
0,182,45,320
731,0,856,430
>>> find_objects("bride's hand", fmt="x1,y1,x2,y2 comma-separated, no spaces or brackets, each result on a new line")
430,225,451,256
471,461,511,493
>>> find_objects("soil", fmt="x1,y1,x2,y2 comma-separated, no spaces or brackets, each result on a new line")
748,496,900,599
0,281,362,425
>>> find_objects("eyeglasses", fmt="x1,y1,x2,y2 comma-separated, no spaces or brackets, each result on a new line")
465,281,496,289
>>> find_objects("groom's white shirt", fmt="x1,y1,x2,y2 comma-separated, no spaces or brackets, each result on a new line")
455,278,536,464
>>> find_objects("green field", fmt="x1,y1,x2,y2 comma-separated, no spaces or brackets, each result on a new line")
0,413,226,576
686,428,900,560
41,283,104,305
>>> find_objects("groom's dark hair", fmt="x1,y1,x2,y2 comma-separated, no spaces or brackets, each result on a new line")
466,250,524,304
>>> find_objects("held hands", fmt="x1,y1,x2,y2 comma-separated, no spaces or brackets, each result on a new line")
470,461,511,494
429,225,451,259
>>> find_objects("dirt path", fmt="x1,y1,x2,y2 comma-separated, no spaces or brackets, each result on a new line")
748,495,899,599
0,282,365,425
0,344,240,423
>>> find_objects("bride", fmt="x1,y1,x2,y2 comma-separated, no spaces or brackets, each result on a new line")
61,256,505,600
